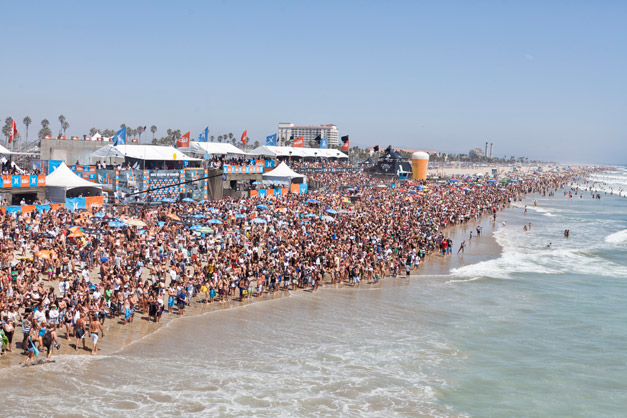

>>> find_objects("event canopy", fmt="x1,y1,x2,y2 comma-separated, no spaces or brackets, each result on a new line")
45,162,103,202
0,143,36,156
262,162,306,184
249,145,348,159
90,145,200,163
181,141,246,156
46,162,104,190
380,150,407,160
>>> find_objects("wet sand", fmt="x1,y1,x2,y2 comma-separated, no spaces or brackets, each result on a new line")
0,205,507,369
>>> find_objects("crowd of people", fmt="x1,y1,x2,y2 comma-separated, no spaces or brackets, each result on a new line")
0,164,596,365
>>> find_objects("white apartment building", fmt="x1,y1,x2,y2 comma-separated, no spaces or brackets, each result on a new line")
277,123,339,147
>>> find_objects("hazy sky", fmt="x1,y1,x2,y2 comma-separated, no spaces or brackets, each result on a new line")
1,1,625,164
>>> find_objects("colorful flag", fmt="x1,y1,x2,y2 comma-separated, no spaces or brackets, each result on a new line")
176,131,191,147
313,134,322,144
294,136,304,147
198,127,209,142
266,133,277,146
320,138,328,149
373,145,380,152
112,127,127,146
341,135,349,151
241,130,247,146
9,119,18,143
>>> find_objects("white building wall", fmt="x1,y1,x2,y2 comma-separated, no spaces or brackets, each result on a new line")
278,123,339,147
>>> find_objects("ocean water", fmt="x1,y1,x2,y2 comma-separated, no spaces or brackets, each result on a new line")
3,168,627,418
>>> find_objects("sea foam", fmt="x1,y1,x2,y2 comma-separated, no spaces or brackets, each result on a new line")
605,229,627,245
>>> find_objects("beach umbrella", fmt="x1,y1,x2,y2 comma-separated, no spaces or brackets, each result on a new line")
252,181,262,185
189,224,203,230
250,218,267,224
256,204,268,210
192,214,205,219
325,208,338,214
166,213,181,221
307,199,320,204
108,221,126,228
275,207,287,213
195,227,214,234
408,190,419,195
125,218,147,227
161,198,176,203
69,226,85,233
157,221,166,227
182,197,194,203
35,250,55,259
37,232,55,239
94,212,106,218
304,213,317,218
367,197,375,201
321,215,335,222
235,214,246,219
208,219,223,224
100,256,109,262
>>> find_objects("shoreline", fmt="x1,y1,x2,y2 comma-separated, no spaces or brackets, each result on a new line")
0,202,509,369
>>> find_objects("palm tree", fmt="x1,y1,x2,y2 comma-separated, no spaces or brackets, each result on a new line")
136,126,143,142
150,125,157,140
2,117,12,141
62,121,69,135
228,133,234,143
253,140,260,148
58,115,66,135
210,135,215,142
217,135,223,143
23,116,31,142
89,127,98,136
39,119,52,139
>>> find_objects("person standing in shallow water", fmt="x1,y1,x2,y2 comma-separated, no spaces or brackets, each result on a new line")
75,314,87,351
89,313,104,355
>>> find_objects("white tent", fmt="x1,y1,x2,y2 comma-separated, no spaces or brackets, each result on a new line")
0,143,36,156
249,145,348,159
90,144,200,164
46,162,103,190
0,144,15,155
262,162,306,184
182,142,246,156
45,162,103,202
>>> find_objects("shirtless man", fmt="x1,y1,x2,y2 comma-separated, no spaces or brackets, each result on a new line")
75,314,87,351
167,285,176,315
89,313,104,354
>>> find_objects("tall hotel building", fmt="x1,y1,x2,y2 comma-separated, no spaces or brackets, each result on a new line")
277,123,339,147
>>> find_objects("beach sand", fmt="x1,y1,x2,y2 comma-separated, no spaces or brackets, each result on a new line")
0,204,508,368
